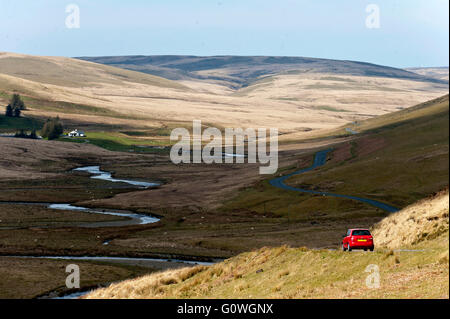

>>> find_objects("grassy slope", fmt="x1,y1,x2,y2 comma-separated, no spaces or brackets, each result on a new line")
372,189,449,249
1,53,448,138
85,97,449,299
85,191,449,299
0,90,173,150
286,95,449,207
206,95,449,253
0,52,193,143
225,95,449,220
338,94,450,135
0,52,188,90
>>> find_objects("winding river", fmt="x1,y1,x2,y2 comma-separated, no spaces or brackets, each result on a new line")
73,166,159,188
269,149,399,213
56,166,161,226
0,165,161,228
2,165,217,299
6,152,399,299
48,203,160,227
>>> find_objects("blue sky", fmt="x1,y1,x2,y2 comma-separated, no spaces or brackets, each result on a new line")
0,0,448,67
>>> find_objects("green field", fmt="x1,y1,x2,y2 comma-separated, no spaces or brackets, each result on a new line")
0,114,43,133
57,131,170,153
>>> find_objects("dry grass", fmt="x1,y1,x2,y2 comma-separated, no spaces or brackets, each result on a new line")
0,204,128,228
0,53,448,141
85,265,208,299
407,67,449,82
372,189,449,249
0,134,149,180
85,192,449,299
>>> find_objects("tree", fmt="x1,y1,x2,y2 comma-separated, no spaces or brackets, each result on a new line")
6,94,26,117
10,94,25,110
15,129,26,138
14,129,38,139
5,104,13,117
41,117,63,140
30,129,37,139
13,107,21,118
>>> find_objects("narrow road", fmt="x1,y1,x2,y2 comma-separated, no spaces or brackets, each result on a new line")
269,149,399,213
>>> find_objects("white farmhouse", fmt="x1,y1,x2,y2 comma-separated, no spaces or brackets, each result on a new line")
68,129,86,137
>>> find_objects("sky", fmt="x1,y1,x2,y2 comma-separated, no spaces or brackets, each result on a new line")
0,0,448,68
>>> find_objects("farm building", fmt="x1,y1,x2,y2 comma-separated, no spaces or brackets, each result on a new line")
68,129,85,137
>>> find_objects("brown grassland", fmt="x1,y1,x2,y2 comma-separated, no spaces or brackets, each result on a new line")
0,52,448,142
0,53,448,298
85,190,449,299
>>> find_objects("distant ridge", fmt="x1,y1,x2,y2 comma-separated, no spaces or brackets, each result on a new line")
77,55,449,89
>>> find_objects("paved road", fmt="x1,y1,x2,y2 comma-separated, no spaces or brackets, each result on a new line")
269,149,399,213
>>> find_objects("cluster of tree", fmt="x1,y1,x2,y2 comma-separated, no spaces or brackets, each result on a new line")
15,129,38,139
41,117,63,140
5,94,26,117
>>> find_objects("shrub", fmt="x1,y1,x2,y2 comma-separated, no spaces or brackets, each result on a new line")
41,117,64,140
5,94,26,117
14,129,27,138
11,94,25,110
13,107,21,117
14,129,38,139
5,104,13,117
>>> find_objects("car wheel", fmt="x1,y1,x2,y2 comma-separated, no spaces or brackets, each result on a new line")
348,244,352,252
370,247,374,252
342,244,347,252
364,248,367,251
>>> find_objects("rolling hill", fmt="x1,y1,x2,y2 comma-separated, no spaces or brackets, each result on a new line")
78,55,449,90
406,67,449,82
216,94,448,252
284,95,449,211
0,52,448,142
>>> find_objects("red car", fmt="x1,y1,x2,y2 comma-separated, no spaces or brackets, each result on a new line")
342,229,374,251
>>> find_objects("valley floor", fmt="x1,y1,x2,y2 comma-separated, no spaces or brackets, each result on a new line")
0,96,448,298
85,190,450,299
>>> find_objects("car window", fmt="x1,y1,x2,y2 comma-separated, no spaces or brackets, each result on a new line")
352,230,371,236
347,230,351,236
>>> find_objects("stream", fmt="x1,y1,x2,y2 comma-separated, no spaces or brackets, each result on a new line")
73,166,159,188
1,165,192,299
48,203,160,227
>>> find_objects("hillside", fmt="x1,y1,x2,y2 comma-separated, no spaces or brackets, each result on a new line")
78,55,448,89
337,94,450,135
0,52,187,90
406,67,449,82
284,95,449,209
0,53,448,141
85,190,449,299
372,189,449,249
215,95,449,253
